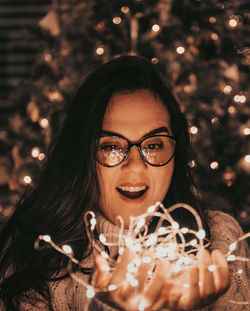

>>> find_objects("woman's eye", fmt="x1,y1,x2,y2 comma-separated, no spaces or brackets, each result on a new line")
147,143,164,150
100,144,120,152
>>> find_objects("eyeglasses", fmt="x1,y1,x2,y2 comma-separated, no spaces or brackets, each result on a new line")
97,134,176,167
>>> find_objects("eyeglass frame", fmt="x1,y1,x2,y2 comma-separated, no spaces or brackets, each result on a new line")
96,134,176,167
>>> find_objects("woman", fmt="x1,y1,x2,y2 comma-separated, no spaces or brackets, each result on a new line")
0,56,249,310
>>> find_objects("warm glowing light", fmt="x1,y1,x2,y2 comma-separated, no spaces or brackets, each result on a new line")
196,229,206,239
86,288,95,298
190,126,198,134
151,57,159,64
34,201,250,304
229,242,237,251
228,106,236,114
229,18,237,28
31,147,40,158
39,118,49,128
189,160,196,168
113,17,121,24
62,245,72,254
227,255,236,261
176,46,185,54
208,265,216,272
38,153,45,161
210,33,219,40
211,117,219,124
44,53,52,62
234,95,240,102
96,47,104,55
223,85,232,94
239,95,246,103
210,161,219,170
121,6,129,14
99,234,106,243
108,284,118,291
138,298,147,311
243,128,250,135
43,235,51,242
152,24,160,32
244,155,250,163
209,17,216,24
24,175,32,184
48,91,60,101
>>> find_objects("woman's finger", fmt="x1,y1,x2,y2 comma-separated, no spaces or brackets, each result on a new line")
178,266,200,309
143,259,170,307
198,249,216,299
92,255,112,289
211,249,230,293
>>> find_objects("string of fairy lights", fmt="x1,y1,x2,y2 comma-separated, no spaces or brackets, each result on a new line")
34,201,250,310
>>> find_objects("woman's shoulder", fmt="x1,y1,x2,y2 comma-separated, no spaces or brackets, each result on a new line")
204,209,248,255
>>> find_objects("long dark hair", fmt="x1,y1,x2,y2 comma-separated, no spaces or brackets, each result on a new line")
0,55,207,309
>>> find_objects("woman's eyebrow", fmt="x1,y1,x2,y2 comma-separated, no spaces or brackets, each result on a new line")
100,127,169,140
141,126,169,138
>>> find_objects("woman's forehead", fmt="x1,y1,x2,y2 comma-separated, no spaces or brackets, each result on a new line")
102,90,171,139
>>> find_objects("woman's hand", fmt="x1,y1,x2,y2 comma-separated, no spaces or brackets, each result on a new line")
92,248,230,311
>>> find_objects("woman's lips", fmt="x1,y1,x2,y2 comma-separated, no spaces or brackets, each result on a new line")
116,185,149,201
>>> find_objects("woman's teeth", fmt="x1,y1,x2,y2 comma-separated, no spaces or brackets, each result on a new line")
117,185,147,192
116,185,148,199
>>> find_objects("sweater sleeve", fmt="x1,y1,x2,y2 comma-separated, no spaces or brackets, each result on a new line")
206,210,250,311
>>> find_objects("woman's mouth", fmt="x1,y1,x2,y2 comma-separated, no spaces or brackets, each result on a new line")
116,185,149,199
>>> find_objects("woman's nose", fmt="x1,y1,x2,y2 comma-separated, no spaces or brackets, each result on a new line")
122,146,147,169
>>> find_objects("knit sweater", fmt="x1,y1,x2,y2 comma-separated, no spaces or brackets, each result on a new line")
3,210,250,310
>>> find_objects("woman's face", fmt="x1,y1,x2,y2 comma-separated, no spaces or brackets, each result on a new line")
97,89,174,227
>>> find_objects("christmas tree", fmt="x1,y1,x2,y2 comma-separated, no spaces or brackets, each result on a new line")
1,0,249,232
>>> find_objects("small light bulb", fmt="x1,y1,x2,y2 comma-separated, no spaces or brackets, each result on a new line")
147,205,156,213
229,242,237,251
196,229,206,239
152,24,160,32
158,227,167,234
229,18,237,28
113,17,121,24
190,126,198,134
43,235,51,242
38,153,45,161
142,256,152,263
90,218,96,227
121,6,129,14
39,118,49,128
190,239,197,246
244,155,250,163
44,53,52,62
151,57,159,64
62,245,72,254
228,106,236,114
138,298,147,311
96,47,104,55
31,147,40,158
243,128,250,135
239,95,246,103
86,288,95,298
130,279,139,287
223,85,232,94
24,175,32,184
237,269,243,274
227,254,236,261
210,161,219,170
99,234,106,243
208,265,216,272
101,251,109,259
181,227,188,234
172,222,179,230
209,17,216,24
234,95,241,103
176,46,185,54
108,284,117,291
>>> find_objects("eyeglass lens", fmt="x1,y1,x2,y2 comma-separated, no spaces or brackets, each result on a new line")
97,135,175,167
